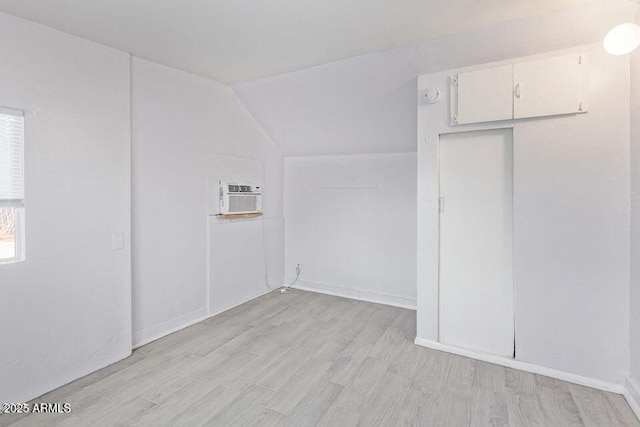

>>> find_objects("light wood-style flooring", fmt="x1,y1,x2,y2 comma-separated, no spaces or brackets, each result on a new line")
2,290,639,426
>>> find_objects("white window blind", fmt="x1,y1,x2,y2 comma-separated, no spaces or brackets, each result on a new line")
0,106,24,208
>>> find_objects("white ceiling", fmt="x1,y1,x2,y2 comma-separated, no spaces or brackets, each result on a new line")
0,0,603,83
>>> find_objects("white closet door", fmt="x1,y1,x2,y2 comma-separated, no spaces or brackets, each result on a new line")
455,65,513,124
439,129,514,357
513,54,583,119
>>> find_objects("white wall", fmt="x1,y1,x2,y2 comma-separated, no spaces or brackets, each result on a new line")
132,58,283,346
0,13,131,402
232,1,636,326
417,45,631,385
284,153,416,308
629,16,640,403
1,0,636,404
233,1,635,157
232,1,636,323
234,51,418,156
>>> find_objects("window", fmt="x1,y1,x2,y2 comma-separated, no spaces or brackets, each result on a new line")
0,106,25,263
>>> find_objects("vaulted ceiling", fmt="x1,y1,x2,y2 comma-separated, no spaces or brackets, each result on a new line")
0,0,606,83
232,1,637,155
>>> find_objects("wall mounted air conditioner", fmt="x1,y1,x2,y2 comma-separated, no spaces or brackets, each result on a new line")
219,182,262,214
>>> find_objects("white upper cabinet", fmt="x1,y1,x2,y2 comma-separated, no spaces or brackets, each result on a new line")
514,54,586,119
454,65,513,125
451,53,588,125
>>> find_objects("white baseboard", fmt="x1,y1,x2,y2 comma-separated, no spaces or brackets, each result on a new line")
624,377,640,421
22,346,132,403
132,289,272,349
414,337,623,394
133,307,209,348
292,279,416,310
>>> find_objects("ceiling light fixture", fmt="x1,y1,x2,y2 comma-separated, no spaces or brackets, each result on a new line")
604,22,640,56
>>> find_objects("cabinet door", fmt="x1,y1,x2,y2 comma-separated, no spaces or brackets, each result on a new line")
454,65,513,125
514,54,585,119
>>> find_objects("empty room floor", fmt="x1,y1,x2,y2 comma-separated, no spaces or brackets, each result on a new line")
2,290,638,426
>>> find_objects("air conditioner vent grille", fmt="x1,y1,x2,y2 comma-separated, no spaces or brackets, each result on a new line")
229,195,258,213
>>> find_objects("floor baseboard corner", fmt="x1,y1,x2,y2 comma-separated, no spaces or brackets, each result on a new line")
414,337,624,394
292,279,416,310
624,377,640,421
132,289,274,350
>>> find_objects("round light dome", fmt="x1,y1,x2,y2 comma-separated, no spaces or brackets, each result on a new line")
604,23,640,56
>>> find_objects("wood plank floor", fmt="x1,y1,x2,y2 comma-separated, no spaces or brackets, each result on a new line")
2,290,638,426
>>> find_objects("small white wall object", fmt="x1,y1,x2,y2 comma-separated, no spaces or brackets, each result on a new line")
422,87,441,104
